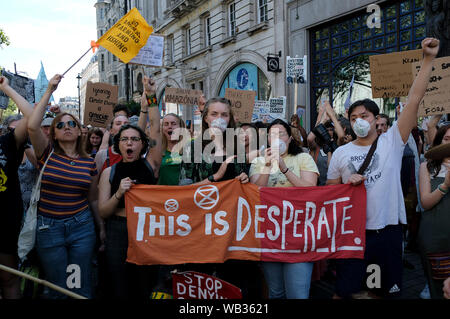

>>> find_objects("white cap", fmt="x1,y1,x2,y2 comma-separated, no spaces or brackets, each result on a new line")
41,117,54,127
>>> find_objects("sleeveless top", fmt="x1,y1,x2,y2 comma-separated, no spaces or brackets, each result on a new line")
101,146,123,173
418,175,450,254
110,158,157,208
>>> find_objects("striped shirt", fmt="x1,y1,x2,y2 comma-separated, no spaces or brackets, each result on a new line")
38,146,97,218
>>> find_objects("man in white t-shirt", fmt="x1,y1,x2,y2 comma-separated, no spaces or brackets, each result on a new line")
326,37,440,299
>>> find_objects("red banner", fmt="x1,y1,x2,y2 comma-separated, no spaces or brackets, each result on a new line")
172,271,242,299
125,180,366,265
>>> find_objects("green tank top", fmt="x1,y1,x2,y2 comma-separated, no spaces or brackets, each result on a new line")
157,149,183,185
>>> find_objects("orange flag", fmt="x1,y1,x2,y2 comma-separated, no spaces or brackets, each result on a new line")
96,7,153,63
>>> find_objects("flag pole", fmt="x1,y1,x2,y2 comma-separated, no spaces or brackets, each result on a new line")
0,263,87,299
62,47,92,76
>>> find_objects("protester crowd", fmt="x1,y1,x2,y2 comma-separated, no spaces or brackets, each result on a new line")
0,37,449,300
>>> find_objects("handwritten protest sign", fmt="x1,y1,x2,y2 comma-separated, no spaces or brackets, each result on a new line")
96,8,153,64
0,70,35,109
83,82,118,128
369,49,423,98
412,56,450,116
172,271,242,299
129,34,164,67
225,88,257,123
125,179,367,265
165,87,203,106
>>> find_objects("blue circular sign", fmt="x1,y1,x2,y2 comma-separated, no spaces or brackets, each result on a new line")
236,68,249,89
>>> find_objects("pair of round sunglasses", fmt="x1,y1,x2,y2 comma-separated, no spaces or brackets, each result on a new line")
56,120,77,130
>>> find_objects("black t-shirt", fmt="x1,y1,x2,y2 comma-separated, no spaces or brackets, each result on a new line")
110,159,157,208
0,131,25,215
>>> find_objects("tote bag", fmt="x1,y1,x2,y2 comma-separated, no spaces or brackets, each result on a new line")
17,151,53,262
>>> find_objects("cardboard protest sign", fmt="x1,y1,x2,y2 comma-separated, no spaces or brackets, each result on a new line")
411,56,450,116
125,179,367,265
369,49,423,98
269,97,286,120
129,34,164,67
172,271,242,299
96,8,153,64
165,87,203,106
224,88,257,123
0,70,35,109
83,81,118,127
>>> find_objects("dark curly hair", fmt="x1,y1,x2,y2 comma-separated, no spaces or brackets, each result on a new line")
113,124,150,157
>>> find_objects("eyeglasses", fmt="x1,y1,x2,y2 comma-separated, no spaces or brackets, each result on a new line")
119,136,142,143
56,120,77,130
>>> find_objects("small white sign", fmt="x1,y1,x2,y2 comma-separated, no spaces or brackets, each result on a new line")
129,34,165,67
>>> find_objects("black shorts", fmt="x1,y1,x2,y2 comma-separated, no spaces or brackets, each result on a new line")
335,224,404,298
0,208,22,255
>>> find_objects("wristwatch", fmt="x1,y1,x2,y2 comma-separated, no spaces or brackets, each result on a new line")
208,175,216,182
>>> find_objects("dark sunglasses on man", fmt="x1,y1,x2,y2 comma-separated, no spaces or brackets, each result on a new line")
56,120,77,130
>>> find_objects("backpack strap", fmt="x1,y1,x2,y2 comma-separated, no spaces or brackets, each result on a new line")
109,162,117,185
143,160,155,180
357,136,379,176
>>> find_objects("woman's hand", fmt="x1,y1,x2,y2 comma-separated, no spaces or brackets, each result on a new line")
143,76,156,95
278,155,288,173
443,159,450,189
47,74,62,93
263,148,276,167
0,76,9,89
236,172,249,184
116,177,135,198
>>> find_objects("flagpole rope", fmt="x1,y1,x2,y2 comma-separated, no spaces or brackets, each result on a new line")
0,263,87,299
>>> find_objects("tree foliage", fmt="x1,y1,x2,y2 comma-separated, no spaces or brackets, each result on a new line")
0,28,10,48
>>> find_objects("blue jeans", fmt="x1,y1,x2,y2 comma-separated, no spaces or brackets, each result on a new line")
36,208,96,299
262,261,313,299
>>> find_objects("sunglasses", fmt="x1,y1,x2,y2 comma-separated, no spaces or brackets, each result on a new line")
56,120,77,130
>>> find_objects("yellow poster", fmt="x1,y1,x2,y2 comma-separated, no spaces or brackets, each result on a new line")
96,8,153,64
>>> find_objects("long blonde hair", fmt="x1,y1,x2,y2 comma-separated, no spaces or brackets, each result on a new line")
161,113,186,152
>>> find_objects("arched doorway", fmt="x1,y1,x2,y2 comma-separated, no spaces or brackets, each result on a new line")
309,0,426,125
218,62,272,101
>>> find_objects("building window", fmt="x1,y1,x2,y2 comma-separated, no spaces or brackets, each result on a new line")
137,73,143,93
185,27,192,56
258,0,268,23
100,54,105,72
167,35,175,63
228,2,236,37
205,16,211,47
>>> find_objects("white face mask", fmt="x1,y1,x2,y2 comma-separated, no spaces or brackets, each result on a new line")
352,118,371,138
210,118,228,132
271,139,287,155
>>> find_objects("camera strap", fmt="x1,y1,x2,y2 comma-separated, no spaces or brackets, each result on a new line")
357,136,379,176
